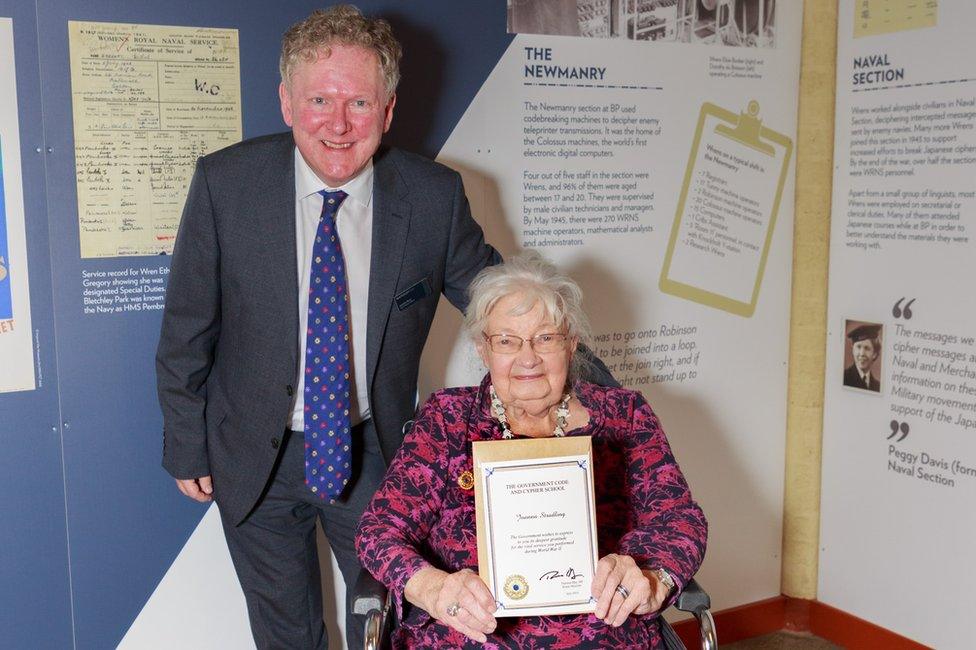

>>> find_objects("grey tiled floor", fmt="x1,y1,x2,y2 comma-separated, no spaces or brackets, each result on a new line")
723,631,844,649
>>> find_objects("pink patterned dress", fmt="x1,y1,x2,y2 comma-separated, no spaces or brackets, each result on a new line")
356,376,707,649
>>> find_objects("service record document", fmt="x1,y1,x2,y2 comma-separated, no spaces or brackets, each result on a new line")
68,21,241,258
473,436,598,617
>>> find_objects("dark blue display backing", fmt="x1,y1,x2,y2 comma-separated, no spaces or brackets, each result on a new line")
0,2,72,648
0,1,511,647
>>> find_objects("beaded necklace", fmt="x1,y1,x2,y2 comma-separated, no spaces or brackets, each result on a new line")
489,384,572,439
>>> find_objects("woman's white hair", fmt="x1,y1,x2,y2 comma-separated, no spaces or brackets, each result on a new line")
463,251,592,379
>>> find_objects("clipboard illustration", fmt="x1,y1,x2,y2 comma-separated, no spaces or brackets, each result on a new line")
854,0,938,39
659,100,793,317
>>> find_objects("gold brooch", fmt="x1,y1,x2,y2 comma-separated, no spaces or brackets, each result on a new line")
457,470,474,490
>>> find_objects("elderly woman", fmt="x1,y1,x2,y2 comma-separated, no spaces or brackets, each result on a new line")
356,252,706,648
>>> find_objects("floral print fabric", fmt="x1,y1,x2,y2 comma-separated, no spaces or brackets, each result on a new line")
356,376,707,649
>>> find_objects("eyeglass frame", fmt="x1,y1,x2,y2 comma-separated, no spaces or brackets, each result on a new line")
481,331,573,354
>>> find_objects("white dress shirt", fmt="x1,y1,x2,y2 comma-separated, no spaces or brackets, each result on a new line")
289,149,373,430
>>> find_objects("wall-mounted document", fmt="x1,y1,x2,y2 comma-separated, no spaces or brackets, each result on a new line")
854,0,937,38
68,20,242,258
0,18,36,393
473,436,598,617
660,101,792,317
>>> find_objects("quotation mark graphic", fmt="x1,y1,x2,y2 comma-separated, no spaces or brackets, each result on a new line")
888,420,909,442
892,298,915,319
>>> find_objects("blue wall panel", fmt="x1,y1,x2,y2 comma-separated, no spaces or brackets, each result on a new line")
0,1,72,648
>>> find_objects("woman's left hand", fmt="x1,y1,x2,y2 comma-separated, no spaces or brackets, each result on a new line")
591,554,670,626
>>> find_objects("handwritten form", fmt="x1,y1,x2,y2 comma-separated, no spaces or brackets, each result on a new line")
69,21,241,258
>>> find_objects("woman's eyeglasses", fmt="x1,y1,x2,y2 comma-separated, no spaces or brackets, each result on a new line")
482,332,569,354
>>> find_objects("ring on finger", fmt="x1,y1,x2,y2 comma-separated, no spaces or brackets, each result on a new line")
615,584,630,599
446,602,461,617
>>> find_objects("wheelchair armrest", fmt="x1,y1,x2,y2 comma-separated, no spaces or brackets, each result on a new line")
674,578,716,650
352,569,392,650
675,578,710,614
351,568,389,616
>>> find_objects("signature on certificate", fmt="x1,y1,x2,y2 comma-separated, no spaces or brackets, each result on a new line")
539,567,584,581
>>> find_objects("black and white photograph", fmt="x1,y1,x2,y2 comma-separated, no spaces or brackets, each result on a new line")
508,0,777,47
842,319,883,393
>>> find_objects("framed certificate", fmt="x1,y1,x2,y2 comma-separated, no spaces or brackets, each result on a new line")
473,436,598,617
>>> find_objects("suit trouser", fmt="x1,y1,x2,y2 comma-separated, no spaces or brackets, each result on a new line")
218,420,385,650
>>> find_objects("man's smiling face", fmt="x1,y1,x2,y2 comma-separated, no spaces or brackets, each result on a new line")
280,44,395,186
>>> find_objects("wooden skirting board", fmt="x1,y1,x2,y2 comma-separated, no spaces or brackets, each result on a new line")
671,596,932,649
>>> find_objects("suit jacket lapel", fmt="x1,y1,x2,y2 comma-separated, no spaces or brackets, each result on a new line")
249,134,299,360
366,149,411,390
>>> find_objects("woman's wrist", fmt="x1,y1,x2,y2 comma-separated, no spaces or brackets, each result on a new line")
404,566,447,614
649,567,676,594
639,567,674,611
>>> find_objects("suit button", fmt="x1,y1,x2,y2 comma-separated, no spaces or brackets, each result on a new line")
271,437,280,449
286,384,293,396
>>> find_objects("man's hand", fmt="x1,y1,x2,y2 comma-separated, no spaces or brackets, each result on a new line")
175,476,213,502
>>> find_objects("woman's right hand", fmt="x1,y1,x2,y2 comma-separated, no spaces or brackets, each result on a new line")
405,567,498,643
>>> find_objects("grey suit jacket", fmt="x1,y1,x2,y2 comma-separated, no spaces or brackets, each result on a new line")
156,132,500,525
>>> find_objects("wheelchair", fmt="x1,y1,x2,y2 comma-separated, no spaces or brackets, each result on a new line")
352,568,716,649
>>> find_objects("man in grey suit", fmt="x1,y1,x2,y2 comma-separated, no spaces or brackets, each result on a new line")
156,7,502,649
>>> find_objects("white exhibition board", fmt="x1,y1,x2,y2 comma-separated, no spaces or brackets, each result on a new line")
120,505,347,649
421,4,803,613
821,2,976,648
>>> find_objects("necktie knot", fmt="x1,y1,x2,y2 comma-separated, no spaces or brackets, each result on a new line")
319,190,348,221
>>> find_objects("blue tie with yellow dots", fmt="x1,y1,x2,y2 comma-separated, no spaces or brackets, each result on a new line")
304,189,351,499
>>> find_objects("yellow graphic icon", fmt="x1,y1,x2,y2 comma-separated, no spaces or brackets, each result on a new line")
504,575,529,600
855,0,937,38
659,100,793,317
